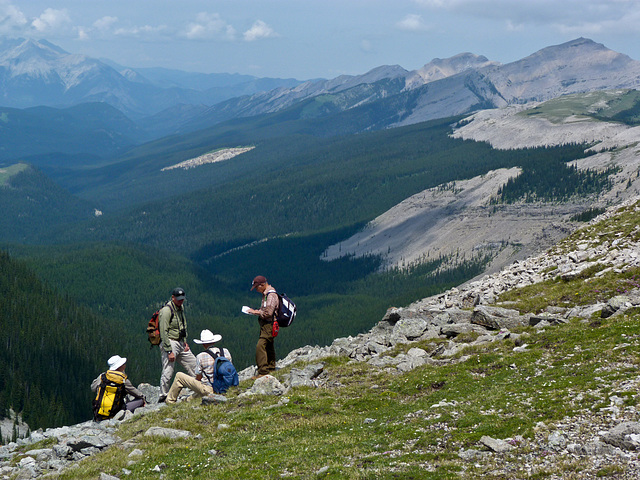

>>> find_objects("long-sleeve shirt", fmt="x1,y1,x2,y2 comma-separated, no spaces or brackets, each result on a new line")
257,289,279,326
159,300,188,352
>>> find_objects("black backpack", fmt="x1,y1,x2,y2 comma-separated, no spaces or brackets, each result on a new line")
268,291,297,327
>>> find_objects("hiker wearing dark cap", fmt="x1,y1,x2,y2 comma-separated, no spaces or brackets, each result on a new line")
158,287,197,402
246,275,279,378
165,329,233,404
91,355,145,420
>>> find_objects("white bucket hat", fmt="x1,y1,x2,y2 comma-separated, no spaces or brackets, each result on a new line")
108,355,127,370
193,329,222,344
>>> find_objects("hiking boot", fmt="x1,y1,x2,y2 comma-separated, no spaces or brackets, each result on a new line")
158,395,167,403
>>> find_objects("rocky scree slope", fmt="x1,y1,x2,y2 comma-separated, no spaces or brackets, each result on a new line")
324,90,640,278
4,197,640,478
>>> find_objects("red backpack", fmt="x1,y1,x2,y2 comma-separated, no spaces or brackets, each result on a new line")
146,303,173,347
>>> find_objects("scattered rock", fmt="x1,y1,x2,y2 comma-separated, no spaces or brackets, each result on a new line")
286,363,324,388
479,435,515,453
601,421,640,450
201,394,228,405
144,427,190,439
238,375,287,397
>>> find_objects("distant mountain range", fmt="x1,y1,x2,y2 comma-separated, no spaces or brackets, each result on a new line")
0,37,302,118
114,37,640,137
178,38,640,133
1,36,639,136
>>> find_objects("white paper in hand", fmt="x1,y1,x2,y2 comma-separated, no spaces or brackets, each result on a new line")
241,306,251,315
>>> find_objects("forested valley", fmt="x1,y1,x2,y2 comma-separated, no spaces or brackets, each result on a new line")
0,109,606,432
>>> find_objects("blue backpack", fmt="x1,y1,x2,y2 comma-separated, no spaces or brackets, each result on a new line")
204,348,239,394
213,356,239,394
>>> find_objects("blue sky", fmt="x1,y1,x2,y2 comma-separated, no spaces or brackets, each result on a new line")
3,0,640,80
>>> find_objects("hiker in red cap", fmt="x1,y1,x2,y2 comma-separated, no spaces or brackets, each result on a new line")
246,275,279,379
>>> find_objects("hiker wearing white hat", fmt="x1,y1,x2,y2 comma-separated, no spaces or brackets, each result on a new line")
91,355,146,420
166,330,233,404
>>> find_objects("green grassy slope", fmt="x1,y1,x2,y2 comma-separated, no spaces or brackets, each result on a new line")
521,88,640,126
0,162,28,185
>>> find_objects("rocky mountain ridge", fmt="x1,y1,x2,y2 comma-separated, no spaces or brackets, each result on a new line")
188,38,640,135
405,52,498,89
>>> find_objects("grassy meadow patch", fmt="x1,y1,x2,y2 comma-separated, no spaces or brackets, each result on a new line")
0,162,28,185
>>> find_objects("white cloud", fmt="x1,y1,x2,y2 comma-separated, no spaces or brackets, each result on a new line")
76,26,89,41
505,19,524,32
412,0,640,35
396,14,428,31
0,1,27,33
412,0,449,7
31,7,71,33
114,24,169,37
183,12,236,40
93,16,118,31
243,20,278,42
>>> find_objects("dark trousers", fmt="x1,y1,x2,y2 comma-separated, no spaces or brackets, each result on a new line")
125,398,145,413
256,323,276,375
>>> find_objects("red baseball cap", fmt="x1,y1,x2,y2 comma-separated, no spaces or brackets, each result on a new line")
251,275,267,290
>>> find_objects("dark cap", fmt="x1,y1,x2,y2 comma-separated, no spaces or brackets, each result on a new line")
172,287,186,300
251,275,267,290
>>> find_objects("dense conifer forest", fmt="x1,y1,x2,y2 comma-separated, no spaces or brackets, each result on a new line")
46,118,594,256
492,149,615,203
0,252,109,429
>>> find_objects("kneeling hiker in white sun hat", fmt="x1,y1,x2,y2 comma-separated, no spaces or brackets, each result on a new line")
91,355,146,421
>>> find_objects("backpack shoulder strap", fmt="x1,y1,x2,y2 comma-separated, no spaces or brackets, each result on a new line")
266,290,280,307
204,347,223,360
202,347,225,382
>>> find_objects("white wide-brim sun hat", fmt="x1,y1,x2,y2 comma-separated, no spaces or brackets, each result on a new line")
108,355,127,370
193,329,222,344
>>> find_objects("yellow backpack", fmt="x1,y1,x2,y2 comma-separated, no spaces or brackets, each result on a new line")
92,370,127,421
